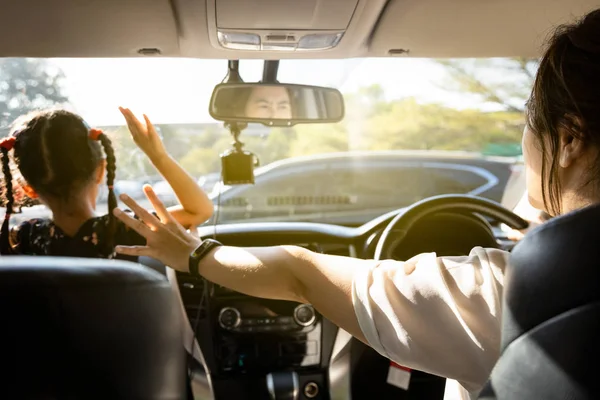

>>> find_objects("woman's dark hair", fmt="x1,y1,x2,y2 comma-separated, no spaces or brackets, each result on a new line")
0,109,117,255
526,8,600,215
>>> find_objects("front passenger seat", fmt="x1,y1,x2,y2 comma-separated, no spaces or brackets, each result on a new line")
479,204,600,399
0,257,186,399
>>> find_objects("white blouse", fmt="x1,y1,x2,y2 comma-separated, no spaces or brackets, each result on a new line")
352,247,509,400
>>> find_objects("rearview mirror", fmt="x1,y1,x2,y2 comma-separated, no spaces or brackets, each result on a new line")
209,83,345,126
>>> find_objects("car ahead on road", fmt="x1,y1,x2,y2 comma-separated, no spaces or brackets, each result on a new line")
207,150,520,226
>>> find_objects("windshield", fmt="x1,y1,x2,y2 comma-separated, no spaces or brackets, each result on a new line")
1,57,535,226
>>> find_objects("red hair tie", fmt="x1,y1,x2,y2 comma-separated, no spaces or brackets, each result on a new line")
0,137,16,150
89,128,104,141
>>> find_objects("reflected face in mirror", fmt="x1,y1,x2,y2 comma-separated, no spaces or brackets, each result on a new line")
244,86,292,119
210,83,345,126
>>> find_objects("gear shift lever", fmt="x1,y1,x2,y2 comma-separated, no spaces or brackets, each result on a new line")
266,371,299,400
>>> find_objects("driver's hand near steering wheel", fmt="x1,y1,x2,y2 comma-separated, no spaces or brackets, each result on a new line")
504,192,551,240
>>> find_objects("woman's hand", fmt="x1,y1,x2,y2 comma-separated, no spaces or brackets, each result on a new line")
119,107,167,161
113,186,200,272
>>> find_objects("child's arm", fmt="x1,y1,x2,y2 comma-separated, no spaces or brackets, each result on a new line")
119,107,213,229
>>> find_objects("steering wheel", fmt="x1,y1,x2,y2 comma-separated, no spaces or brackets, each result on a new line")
374,194,529,260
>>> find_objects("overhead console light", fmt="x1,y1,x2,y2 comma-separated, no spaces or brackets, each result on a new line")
217,31,260,50
297,33,343,50
262,43,297,51
217,30,343,52
208,0,372,53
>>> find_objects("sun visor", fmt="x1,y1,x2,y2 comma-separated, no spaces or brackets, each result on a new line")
0,0,180,57
368,0,600,58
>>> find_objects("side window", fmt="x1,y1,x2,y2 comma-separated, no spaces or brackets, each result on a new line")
426,167,488,195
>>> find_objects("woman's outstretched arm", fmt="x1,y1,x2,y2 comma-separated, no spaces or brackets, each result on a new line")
114,186,367,341
114,186,507,392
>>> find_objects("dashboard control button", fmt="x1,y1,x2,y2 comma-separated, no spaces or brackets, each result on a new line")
304,382,319,399
262,325,274,332
219,307,241,329
276,316,294,324
293,304,316,326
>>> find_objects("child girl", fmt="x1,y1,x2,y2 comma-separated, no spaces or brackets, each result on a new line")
0,107,213,259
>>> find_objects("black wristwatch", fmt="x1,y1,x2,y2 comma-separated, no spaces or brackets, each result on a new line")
189,239,222,276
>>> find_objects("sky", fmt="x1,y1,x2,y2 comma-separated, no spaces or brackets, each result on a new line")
51,57,496,125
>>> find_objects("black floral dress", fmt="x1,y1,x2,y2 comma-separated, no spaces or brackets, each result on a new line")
9,212,146,262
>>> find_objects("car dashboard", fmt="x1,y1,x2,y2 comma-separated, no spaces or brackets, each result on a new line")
174,234,354,399
172,215,518,400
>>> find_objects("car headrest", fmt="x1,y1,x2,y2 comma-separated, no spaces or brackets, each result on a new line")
479,204,600,399
0,257,186,400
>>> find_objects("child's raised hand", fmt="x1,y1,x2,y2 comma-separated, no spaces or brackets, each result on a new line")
119,107,167,161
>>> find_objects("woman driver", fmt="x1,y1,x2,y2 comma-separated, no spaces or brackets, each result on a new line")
112,9,600,400
215,85,294,120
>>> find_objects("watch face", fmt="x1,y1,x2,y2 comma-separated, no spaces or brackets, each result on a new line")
192,243,207,258
192,240,220,257
193,240,215,257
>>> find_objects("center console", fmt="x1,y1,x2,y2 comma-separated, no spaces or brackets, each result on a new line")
177,271,338,400
215,297,321,373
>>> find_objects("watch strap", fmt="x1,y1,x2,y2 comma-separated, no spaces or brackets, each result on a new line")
189,239,222,276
